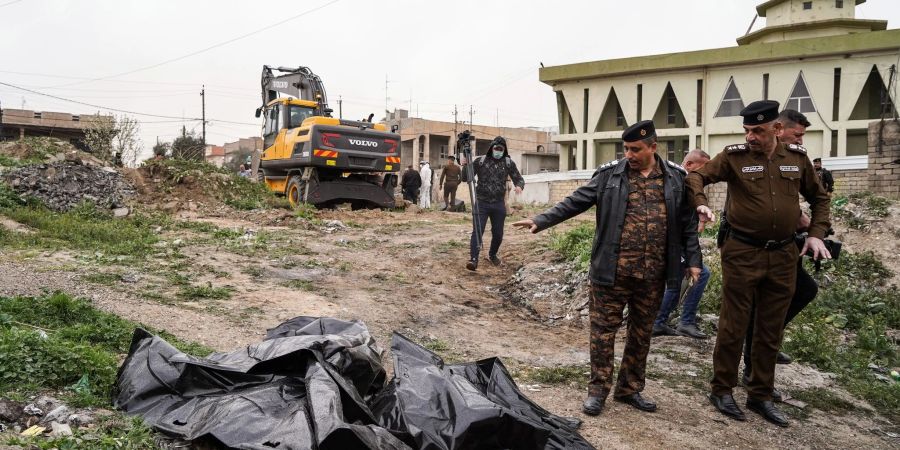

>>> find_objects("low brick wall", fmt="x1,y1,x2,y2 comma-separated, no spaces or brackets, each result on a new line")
832,169,868,196
868,121,900,199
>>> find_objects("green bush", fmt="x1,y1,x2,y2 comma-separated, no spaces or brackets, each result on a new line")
550,223,594,272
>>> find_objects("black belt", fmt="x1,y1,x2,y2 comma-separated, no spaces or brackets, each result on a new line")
728,229,794,250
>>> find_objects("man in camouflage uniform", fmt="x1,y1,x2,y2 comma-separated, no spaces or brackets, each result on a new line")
687,100,831,427
514,120,701,416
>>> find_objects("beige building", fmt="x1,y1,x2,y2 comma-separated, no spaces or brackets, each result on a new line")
386,109,560,176
539,0,898,177
0,108,109,144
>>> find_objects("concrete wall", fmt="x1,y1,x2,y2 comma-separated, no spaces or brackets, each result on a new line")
0,108,109,142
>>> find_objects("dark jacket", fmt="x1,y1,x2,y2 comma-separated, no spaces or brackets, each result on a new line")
460,136,525,203
401,169,421,191
533,155,701,289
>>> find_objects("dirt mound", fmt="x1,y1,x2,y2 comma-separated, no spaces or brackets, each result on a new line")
501,253,590,326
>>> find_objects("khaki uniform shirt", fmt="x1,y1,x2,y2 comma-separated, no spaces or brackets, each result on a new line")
685,142,830,240
617,165,667,280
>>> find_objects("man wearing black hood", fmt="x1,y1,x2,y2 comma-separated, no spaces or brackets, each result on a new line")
461,136,525,270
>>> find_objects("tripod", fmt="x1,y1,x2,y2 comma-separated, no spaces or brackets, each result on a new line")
457,131,482,257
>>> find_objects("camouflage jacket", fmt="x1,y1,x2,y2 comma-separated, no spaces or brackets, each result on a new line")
533,155,701,289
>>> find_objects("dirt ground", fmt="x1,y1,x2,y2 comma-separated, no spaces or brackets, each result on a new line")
0,203,898,449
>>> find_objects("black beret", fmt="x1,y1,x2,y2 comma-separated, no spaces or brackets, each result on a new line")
622,120,656,142
741,100,780,125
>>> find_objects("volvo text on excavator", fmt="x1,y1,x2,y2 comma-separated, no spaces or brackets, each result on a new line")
255,65,400,209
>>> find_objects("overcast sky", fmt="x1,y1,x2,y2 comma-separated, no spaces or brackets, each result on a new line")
2,0,899,159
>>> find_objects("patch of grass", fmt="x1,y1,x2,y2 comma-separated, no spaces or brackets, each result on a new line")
178,283,232,300
435,239,466,253
790,388,854,415
549,223,593,272
80,272,122,286
421,337,451,353
281,279,315,291
0,198,160,259
242,265,265,278
0,292,212,408
6,414,159,449
516,365,588,385
294,203,319,221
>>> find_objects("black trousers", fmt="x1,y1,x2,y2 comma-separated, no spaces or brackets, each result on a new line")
743,259,818,375
469,200,506,260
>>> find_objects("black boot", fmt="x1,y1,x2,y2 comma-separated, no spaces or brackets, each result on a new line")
614,393,657,412
582,396,606,416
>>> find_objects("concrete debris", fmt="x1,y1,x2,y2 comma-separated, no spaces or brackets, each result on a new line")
0,399,24,423
322,220,346,233
112,207,131,218
120,273,139,283
49,421,73,437
502,261,589,326
41,405,70,424
67,412,94,427
3,159,134,212
22,404,43,417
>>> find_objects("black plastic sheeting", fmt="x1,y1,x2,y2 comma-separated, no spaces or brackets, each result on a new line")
113,316,594,450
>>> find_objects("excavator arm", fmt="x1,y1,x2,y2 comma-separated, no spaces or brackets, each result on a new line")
260,65,332,117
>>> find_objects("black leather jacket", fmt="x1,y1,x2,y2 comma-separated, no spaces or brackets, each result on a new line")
533,155,701,289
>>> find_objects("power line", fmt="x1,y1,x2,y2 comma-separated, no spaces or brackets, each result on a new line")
0,80,202,120
1,80,260,126
45,0,341,89
0,0,25,9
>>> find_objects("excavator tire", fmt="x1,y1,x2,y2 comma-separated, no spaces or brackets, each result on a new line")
286,175,307,208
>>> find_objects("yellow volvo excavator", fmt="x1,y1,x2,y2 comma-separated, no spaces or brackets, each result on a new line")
255,66,400,209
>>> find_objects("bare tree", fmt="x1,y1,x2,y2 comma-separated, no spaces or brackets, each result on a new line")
114,115,142,167
83,113,143,166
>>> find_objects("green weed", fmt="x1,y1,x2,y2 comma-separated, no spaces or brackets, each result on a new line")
178,283,232,300
550,223,593,272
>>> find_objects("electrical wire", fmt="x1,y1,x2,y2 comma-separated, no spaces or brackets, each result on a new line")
44,0,341,89
0,0,24,9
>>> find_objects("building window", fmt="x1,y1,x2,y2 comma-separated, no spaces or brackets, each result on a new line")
636,84,643,121
696,79,703,127
836,0,843,8
616,103,626,127
615,142,624,159
666,141,676,162
536,145,545,153
833,68,841,121
785,71,816,113
439,144,447,160
714,76,746,117
666,89,678,125
803,1,812,9
762,73,769,100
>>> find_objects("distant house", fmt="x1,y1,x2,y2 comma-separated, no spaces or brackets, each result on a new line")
204,137,262,167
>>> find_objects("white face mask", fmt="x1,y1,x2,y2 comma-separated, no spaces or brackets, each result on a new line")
492,150,504,159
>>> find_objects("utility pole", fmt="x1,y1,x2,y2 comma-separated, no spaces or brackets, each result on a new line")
469,105,474,130
338,95,343,120
385,74,389,120
453,105,458,136
200,85,206,145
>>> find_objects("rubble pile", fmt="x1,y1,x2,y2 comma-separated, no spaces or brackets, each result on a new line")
3,157,134,212
502,261,590,325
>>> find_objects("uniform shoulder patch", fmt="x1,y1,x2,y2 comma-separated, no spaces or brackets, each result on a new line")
724,144,749,153
596,159,619,172
786,143,807,154
665,160,687,174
